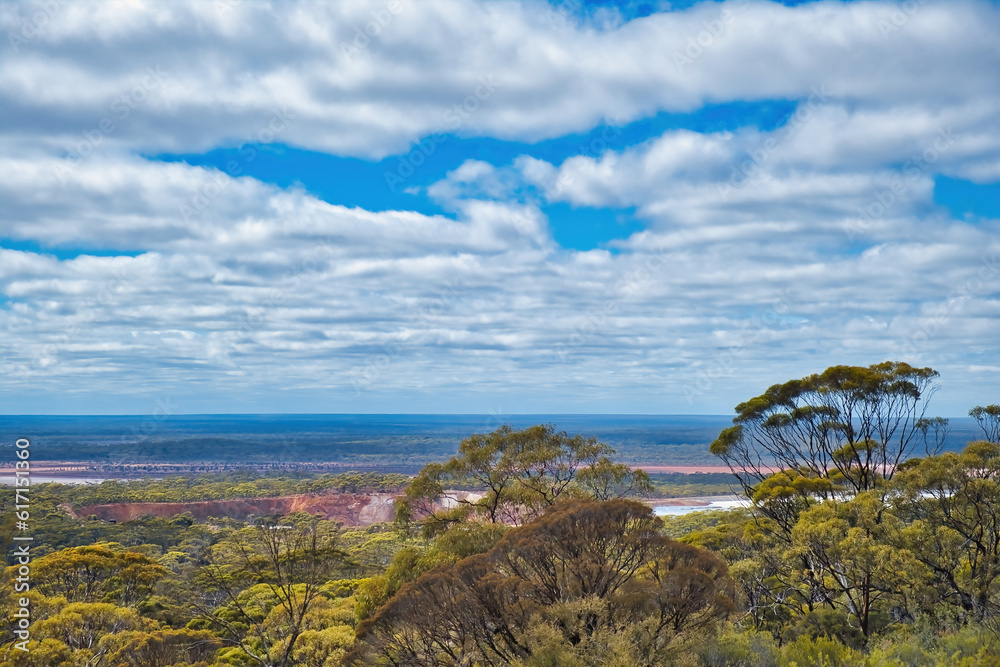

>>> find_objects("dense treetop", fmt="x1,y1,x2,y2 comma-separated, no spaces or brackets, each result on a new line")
2,362,998,665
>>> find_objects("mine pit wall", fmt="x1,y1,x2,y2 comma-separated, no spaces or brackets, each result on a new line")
73,490,484,527
75,491,400,526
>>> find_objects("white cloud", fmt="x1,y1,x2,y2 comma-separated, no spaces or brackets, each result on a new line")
1,0,998,414
2,151,997,414
510,97,998,248
2,0,998,157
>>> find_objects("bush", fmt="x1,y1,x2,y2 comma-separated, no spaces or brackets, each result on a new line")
781,635,867,667
781,609,865,650
697,625,780,666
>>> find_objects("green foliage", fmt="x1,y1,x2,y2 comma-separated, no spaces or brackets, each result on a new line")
789,493,923,637
0,637,75,667
291,624,356,667
353,521,509,623
197,516,351,667
780,634,867,666
337,524,422,575
892,440,1000,621
33,601,152,647
711,361,946,501
696,625,780,667
781,609,865,650
396,424,652,535
432,521,508,559
660,508,746,538
0,486,170,560
866,619,1000,666
969,404,1000,443
510,599,676,667
645,472,739,498
689,434,1000,664
56,470,410,506
2,408,999,666
3,545,166,608
351,500,735,666
99,627,222,666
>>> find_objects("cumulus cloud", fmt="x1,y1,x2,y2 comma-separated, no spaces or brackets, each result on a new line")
510,98,999,246
2,148,996,413
2,0,998,156
426,160,523,207
1,0,998,414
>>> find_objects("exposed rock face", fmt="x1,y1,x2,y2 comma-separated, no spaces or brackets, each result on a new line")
76,491,400,526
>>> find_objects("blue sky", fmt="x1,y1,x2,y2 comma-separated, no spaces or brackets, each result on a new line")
1,0,998,416
149,99,800,250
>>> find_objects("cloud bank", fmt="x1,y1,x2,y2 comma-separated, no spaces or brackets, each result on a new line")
1,0,997,415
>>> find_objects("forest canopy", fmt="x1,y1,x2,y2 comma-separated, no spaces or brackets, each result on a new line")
2,362,998,665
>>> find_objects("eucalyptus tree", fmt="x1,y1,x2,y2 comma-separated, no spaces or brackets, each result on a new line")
196,515,348,667
395,424,652,536
5,545,166,608
892,440,1000,621
351,500,734,666
970,404,1000,443
710,361,946,500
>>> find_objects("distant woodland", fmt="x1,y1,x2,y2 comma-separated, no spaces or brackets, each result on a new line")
2,362,999,666
1,413,984,468
0,414,743,467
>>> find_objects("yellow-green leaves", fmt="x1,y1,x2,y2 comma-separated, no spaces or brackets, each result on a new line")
970,404,1000,443
713,361,945,499
395,424,649,534
2,545,166,608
